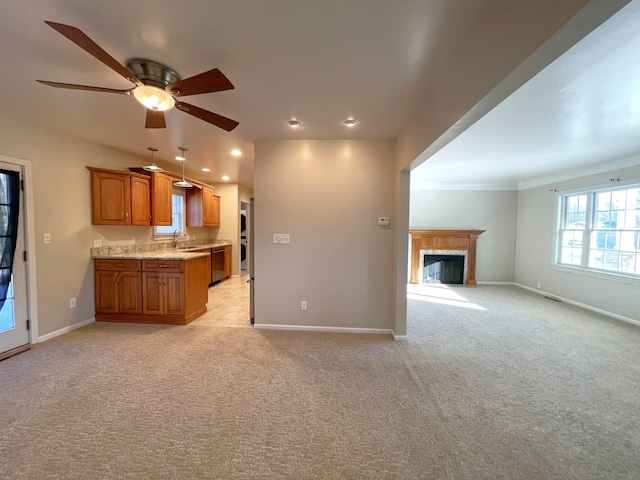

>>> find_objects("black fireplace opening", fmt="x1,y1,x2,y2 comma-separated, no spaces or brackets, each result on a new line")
424,255,465,284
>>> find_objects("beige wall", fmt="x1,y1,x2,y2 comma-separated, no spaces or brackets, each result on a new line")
410,189,518,282
210,183,239,275
0,117,225,338
0,118,145,337
254,139,395,330
514,164,640,321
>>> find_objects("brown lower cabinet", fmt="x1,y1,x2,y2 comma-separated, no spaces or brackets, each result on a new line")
94,256,209,325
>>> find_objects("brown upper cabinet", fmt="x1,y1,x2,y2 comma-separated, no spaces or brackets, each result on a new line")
87,167,150,226
186,186,220,227
150,172,173,226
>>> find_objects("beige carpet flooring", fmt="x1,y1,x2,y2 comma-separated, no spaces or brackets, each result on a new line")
1,284,639,479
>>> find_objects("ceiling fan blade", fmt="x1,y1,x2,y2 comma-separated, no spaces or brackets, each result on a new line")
176,102,239,131
44,21,140,86
37,80,133,94
166,68,234,97
145,109,166,129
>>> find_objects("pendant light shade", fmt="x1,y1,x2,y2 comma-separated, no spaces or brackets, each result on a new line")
173,147,194,188
142,147,164,172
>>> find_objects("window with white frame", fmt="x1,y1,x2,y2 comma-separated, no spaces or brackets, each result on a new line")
155,191,185,236
556,184,640,276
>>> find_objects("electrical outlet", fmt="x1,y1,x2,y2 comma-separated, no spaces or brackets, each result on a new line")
378,217,390,226
301,301,307,311
93,239,102,248
70,298,76,308
43,233,51,244
273,233,290,244
537,282,541,289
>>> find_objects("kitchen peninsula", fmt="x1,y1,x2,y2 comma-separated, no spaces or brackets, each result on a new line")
92,239,232,325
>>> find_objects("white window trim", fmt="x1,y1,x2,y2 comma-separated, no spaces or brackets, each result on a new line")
554,181,640,280
154,190,186,239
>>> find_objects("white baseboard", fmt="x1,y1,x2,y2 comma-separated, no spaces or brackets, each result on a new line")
392,333,408,342
514,283,640,328
476,281,515,285
38,317,95,343
253,324,393,336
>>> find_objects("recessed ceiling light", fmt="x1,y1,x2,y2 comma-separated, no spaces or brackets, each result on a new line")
230,149,242,157
287,120,300,128
202,168,210,172
222,175,230,181
344,119,357,127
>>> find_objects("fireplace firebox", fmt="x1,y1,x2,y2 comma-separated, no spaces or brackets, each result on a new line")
424,255,465,284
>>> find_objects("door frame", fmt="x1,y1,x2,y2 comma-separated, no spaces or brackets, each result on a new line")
0,154,39,344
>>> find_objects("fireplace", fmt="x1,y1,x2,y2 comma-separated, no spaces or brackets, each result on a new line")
424,254,465,284
409,230,485,285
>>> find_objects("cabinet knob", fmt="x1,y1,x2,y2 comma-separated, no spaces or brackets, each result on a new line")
158,278,162,285
159,264,168,268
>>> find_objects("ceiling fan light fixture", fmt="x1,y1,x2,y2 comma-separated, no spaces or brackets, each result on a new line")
142,147,164,172
133,85,175,111
344,119,357,127
287,120,300,128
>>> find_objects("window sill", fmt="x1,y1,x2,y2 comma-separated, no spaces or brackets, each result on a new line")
551,264,640,286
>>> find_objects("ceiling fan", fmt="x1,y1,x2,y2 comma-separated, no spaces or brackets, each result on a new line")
37,21,239,131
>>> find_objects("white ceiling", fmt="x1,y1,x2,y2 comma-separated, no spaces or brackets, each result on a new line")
2,0,624,191
411,0,640,191
0,0,495,188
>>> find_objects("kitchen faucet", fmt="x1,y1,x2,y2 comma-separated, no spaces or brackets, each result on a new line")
173,229,182,248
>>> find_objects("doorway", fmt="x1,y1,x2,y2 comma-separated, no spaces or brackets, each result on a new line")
0,159,31,360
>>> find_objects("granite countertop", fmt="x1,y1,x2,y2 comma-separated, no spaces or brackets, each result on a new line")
177,242,231,252
92,250,212,261
91,239,233,260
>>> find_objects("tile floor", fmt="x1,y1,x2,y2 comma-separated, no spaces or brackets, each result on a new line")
191,272,252,328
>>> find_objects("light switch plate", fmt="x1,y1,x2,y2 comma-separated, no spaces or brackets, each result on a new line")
93,239,102,248
273,233,290,244
43,233,51,244
377,217,390,226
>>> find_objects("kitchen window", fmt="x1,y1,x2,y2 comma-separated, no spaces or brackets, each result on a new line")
155,192,185,236
556,184,640,277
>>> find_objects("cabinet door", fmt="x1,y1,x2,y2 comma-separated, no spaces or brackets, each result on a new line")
202,187,215,226
142,272,164,315
118,272,143,314
95,271,119,313
152,172,173,226
211,195,221,227
224,245,232,277
164,273,185,315
90,170,131,225
130,176,151,226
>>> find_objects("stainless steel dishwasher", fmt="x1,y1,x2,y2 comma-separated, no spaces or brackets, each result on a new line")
211,248,226,283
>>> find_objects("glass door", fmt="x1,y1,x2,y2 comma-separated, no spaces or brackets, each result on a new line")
0,162,28,359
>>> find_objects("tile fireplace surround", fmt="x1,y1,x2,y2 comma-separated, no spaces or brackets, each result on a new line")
409,230,485,285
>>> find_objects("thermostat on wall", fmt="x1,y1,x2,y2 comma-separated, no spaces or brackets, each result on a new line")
378,217,390,226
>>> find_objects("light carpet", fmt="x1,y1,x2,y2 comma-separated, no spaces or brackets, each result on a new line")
0,285,638,479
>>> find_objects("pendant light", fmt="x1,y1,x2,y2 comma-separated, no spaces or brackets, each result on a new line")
173,147,194,188
142,147,164,172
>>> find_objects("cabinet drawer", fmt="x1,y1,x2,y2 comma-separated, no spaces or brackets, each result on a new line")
94,259,141,271
142,260,185,272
